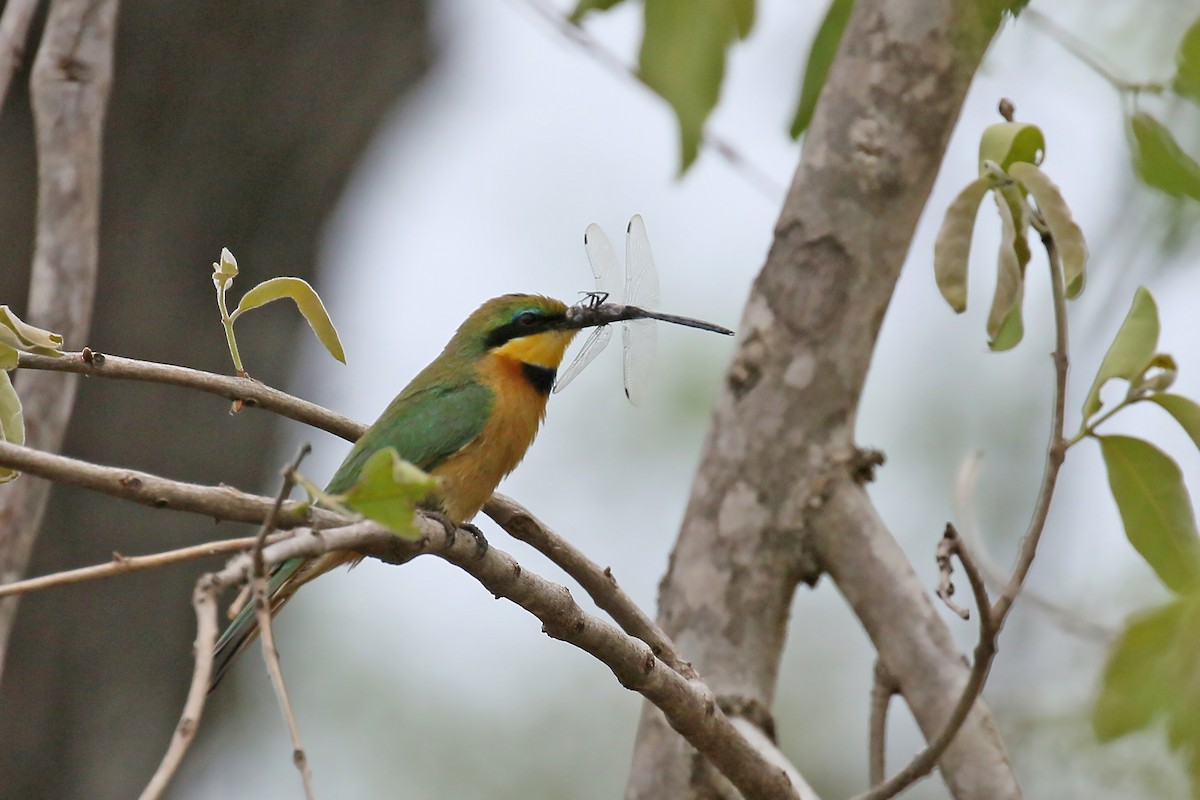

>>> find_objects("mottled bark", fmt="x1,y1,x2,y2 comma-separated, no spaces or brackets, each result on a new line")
626,1,1021,798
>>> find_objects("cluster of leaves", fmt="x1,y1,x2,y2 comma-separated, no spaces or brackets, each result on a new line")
933,118,1086,351
211,247,345,377
1087,289,1200,793
210,249,433,537
0,307,64,483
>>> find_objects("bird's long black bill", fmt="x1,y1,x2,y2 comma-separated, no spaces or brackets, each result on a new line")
565,303,734,336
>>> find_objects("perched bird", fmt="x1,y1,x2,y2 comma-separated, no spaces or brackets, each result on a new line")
210,292,731,689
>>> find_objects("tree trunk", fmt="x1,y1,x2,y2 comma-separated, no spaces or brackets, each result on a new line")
626,1,1022,797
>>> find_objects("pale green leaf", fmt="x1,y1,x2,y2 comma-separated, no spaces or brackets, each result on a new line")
233,277,346,364
0,306,64,356
1094,599,1187,740
340,448,437,540
1151,394,1200,452
0,346,16,371
0,370,24,483
568,0,625,23
1100,435,1200,595
987,191,1025,351
978,121,1045,173
640,0,739,171
1007,162,1088,299
1174,17,1200,103
788,0,854,139
1082,287,1159,420
1130,113,1200,201
213,247,239,278
933,178,989,313
730,0,755,38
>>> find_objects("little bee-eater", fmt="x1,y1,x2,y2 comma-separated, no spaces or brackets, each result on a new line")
210,292,731,688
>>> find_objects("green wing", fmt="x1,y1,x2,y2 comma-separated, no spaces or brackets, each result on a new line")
210,380,493,691
325,380,493,494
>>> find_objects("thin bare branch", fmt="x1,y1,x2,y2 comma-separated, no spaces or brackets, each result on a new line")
955,452,1115,642
1022,8,1164,95
0,534,287,598
0,0,39,112
868,661,897,788
484,493,697,679
17,350,362,442
855,525,995,800
138,575,220,800
251,446,315,799
0,0,120,684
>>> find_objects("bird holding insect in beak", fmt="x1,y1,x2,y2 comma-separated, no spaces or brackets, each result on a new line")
209,218,733,689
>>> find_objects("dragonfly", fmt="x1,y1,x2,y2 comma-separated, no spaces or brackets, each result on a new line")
554,214,734,405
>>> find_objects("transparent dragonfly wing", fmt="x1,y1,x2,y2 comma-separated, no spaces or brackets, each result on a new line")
584,222,623,303
622,215,661,405
553,323,612,394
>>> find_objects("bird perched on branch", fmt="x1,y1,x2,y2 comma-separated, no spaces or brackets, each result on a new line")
210,291,731,689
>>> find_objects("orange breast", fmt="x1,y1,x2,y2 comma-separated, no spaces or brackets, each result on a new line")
430,352,552,523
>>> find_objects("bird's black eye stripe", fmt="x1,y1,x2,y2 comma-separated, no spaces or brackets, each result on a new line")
484,309,559,349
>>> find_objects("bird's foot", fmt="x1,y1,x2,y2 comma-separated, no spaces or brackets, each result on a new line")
427,511,458,550
460,522,489,560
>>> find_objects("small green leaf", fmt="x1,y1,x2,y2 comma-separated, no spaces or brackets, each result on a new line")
233,277,347,364
987,192,1025,351
932,177,989,313
0,306,64,356
1130,113,1200,201
1150,394,1200,451
1100,435,1200,595
640,0,739,171
1007,162,1088,299
340,448,438,540
568,0,625,23
1174,17,1200,103
788,0,854,139
0,346,16,371
1082,287,1160,421
978,122,1045,173
1094,599,1187,740
0,370,24,483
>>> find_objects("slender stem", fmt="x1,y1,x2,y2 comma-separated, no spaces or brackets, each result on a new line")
868,661,896,787
1022,8,1165,96
857,229,1072,800
215,282,245,374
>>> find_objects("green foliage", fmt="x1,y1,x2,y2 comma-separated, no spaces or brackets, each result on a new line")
1099,435,1200,595
1129,113,1200,202
1175,19,1200,103
933,120,1085,351
1007,162,1087,298
0,306,64,484
211,247,346,376
933,177,989,313
788,0,854,139
1150,394,1200,451
568,0,624,24
986,191,1025,351
1096,599,1200,794
639,0,749,171
978,121,1045,171
338,447,438,540
1081,287,1160,422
